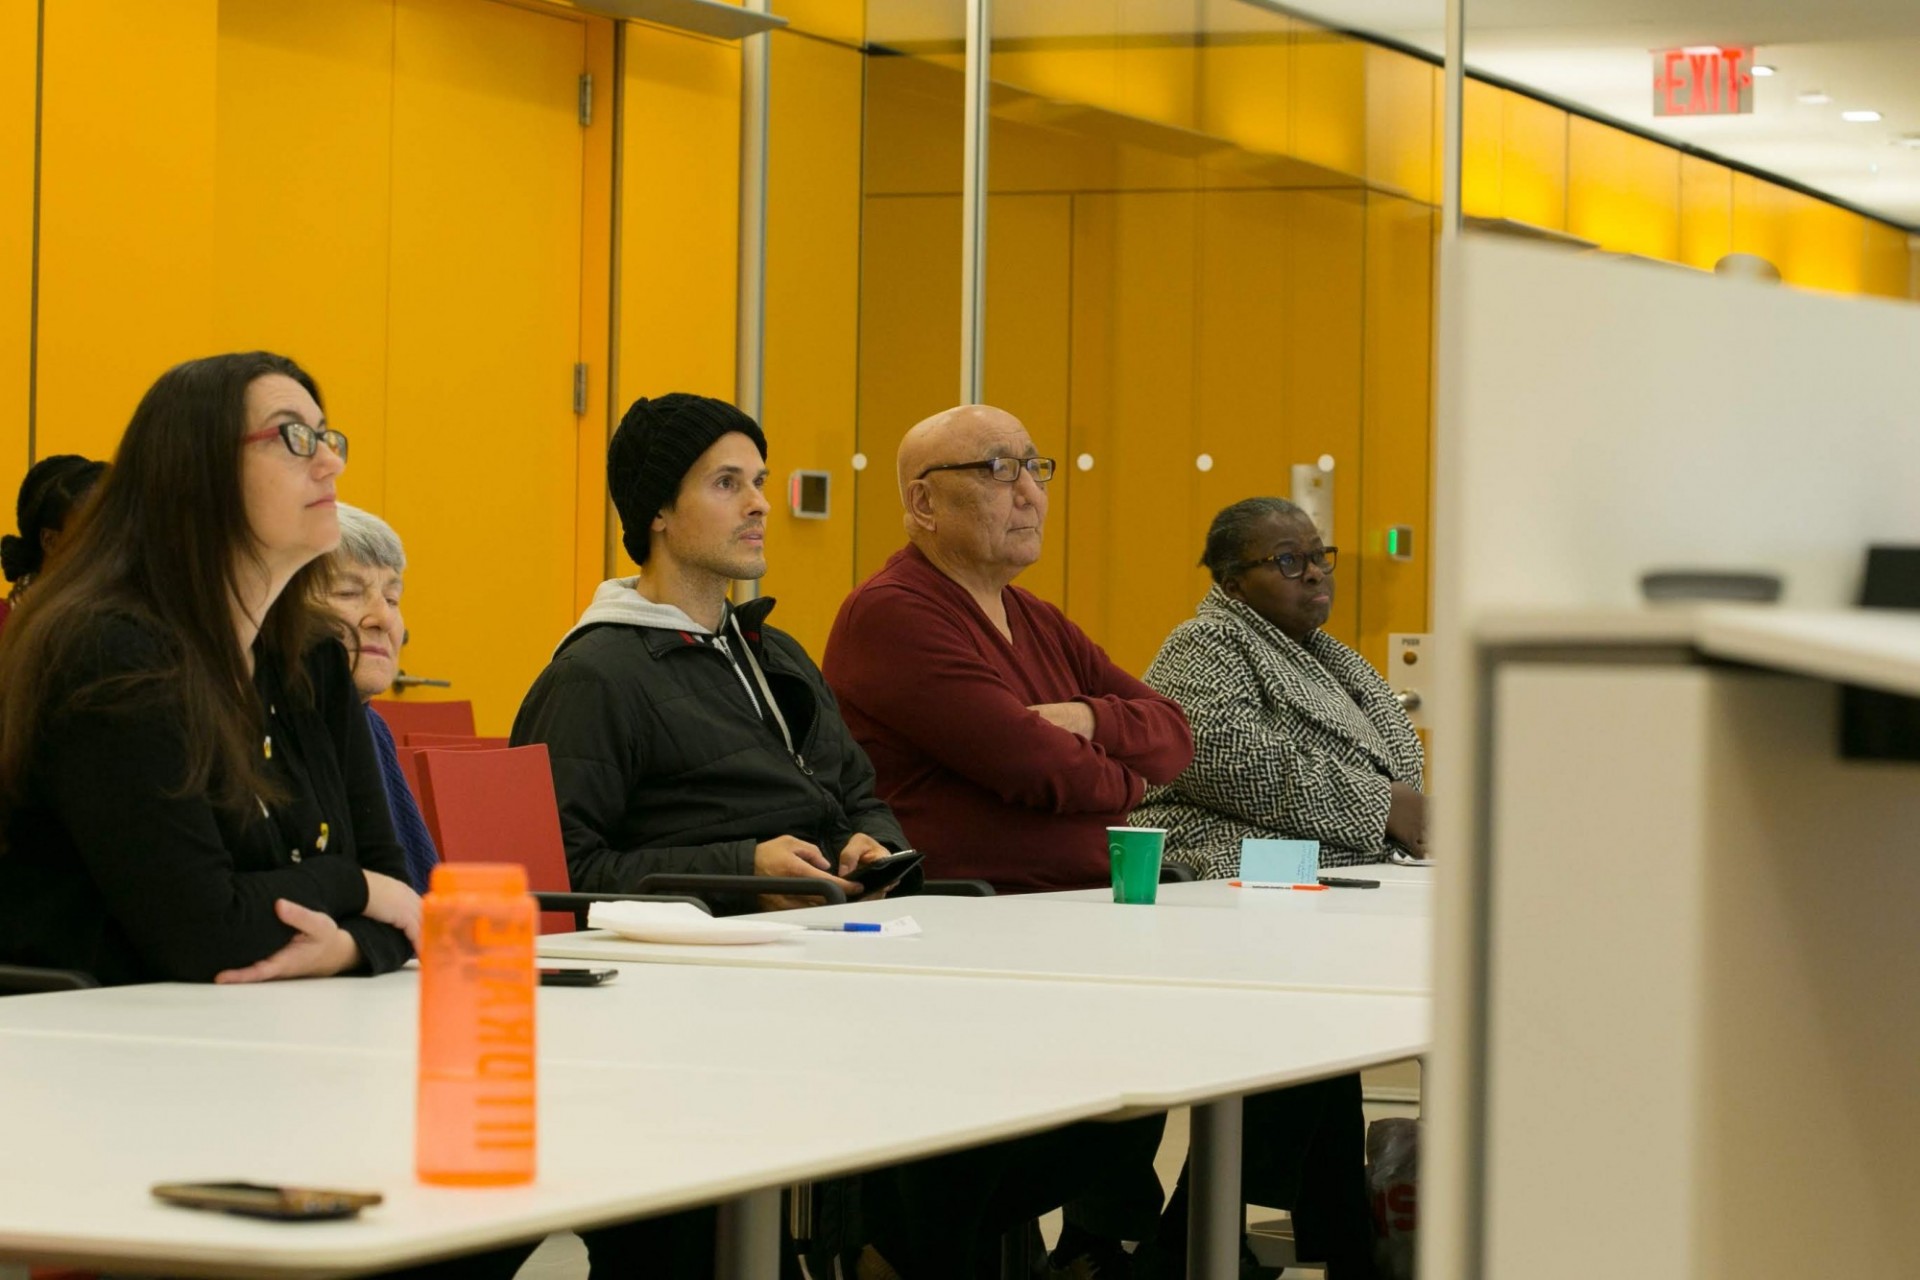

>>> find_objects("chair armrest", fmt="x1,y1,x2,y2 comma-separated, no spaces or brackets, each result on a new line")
634,874,848,906
1158,863,1196,884
532,891,712,930
916,879,996,897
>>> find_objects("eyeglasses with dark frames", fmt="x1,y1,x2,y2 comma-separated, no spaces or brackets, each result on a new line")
242,421,349,464
1242,546,1337,579
916,456,1056,484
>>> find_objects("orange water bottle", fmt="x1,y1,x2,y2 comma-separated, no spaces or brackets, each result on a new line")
416,863,537,1185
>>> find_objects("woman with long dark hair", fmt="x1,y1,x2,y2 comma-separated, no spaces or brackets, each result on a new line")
0,352,421,985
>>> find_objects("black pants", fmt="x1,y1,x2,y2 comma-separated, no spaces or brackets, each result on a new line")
870,1113,1168,1279
1157,1074,1376,1280
579,1207,719,1278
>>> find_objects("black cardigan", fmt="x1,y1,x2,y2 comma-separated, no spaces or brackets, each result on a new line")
0,614,413,985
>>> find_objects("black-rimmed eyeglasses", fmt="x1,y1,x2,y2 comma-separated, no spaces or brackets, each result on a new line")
1242,546,1337,579
917,456,1056,484
242,421,349,463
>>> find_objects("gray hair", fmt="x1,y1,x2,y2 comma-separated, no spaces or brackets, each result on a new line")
332,503,407,574
1199,497,1307,583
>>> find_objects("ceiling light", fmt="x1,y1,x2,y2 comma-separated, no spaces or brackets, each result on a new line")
1751,65,1775,77
1895,134,1920,150
1842,110,1883,123
1798,90,1832,105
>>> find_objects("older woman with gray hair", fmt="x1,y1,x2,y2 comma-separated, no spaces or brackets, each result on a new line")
1133,495,1425,876
322,504,438,893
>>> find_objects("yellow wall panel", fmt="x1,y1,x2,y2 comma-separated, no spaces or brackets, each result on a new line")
383,0,587,734
772,0,862,46
1365,46,1433,204
575,16,617,612
865,56,962,197
1566,117,1679,261
613,21,742,578
1730,172,1789,275
983,195,1072,608
1194,191,1290,601
1500,92,1565,231
759,31,863,653
1290,25,1366,180
1197,36,1290,159
0,0,34,512
213,0,394,514
37,0,218,463
1065,192,1199,677
1678,155,1733,271
1459,78,1502,220
1861,222,1913,300
852,194,959,585
1358,194,1433,674
1277,190,1365,649
1781,195,1864,294
990,42,1200,139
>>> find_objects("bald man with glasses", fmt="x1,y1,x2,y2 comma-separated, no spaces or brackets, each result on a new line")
823,404,1192,893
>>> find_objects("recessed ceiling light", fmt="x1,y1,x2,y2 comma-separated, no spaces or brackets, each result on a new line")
1842,110,1883,123
1895,134,1920,150
1752,64,1776,77
1798,90,1832,105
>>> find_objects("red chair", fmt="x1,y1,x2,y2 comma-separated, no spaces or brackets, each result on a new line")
405,732,510,750
369,698,475,740
413,744,707,934
396,746,427,810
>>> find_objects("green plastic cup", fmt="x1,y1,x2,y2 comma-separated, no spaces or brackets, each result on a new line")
1108,827,1166,905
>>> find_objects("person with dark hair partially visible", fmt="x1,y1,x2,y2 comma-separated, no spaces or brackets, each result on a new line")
0,354,421,987
0,454,107,632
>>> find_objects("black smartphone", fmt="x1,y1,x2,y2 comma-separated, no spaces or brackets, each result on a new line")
152,1182,382,1221
847,848,924,897
1317,876,1380,889
538,966,619,987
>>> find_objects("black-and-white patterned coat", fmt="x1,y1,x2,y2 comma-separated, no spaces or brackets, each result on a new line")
1130,587,1425,875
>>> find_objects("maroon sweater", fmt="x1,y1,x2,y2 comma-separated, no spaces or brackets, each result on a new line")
823,545,1193,892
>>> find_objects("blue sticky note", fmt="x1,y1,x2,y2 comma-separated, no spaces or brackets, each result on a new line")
1238,839,1320,886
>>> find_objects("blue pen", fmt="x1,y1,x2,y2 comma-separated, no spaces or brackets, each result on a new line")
805,922,882,933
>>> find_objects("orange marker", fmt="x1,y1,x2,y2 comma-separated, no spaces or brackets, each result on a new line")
1229,880,1328,892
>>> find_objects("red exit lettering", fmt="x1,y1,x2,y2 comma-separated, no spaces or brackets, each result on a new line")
1652,46,1755,117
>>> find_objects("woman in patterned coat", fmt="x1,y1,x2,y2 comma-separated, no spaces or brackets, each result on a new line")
1129,498,1409,1279
1133,496,1426,877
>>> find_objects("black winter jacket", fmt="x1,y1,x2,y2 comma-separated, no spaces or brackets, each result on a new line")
511,594,908,896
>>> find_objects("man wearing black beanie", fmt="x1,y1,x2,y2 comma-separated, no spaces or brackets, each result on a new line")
513,391,908,910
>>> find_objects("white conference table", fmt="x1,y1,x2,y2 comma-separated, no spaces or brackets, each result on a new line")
537,891,1431,997
0,962,1429,1280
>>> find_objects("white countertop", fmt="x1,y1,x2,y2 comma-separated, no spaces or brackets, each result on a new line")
1475,605,1920,696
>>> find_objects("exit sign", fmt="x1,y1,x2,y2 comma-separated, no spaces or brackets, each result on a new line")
1653,46,1754,116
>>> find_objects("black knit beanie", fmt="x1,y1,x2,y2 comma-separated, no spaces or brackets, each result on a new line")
608,394,768,564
